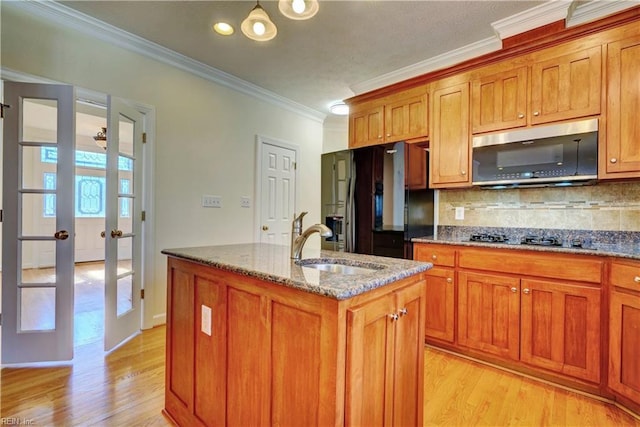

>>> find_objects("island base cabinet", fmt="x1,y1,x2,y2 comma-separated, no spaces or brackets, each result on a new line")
609,289,640,406
345,281,425,427
165,257,427,427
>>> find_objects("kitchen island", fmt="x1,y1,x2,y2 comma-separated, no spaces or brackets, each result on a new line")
161,243,431,427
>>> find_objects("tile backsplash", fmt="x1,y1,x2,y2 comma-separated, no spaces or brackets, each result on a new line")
438,181,640,232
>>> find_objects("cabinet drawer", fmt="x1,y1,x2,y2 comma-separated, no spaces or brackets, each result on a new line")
413,244,455,267
459,248,603,283
609,261,640,292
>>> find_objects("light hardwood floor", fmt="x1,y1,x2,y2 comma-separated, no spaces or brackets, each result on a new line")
2,327,639,426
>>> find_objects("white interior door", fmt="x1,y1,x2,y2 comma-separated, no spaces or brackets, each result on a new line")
1,82,76,363
104,96,144,351
259,139,297,245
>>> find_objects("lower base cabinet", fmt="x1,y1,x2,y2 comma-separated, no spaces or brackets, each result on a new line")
165,257,426,427
608,260,640,410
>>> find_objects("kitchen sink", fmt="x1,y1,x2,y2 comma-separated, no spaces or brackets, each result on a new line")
296,258,385,275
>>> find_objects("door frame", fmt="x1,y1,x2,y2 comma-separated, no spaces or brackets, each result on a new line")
1,68,157,332
253,135,300,243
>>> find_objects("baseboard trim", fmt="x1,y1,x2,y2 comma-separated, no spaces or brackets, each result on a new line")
153,313,166,327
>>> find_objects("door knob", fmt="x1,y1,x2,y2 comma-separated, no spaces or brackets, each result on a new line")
54,230,69,240
100,231,106,238
111,229,123,238
262,225,269,231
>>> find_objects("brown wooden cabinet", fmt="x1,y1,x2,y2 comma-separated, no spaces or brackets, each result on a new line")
430,81,471,188
608,260,640,410
529,46,602,125
165,256,426,427
520,278,601,383
346,280,425,426
348,86,428,149
458,271,521,361
471,66,528,134
413,243,456,343
405,143,428,190
350,105,384,148
602,34,640,179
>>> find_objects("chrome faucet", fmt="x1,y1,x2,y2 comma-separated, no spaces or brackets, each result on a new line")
290,211,333,260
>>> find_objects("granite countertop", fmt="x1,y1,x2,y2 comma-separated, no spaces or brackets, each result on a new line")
162,243,432,300
412,236,640,260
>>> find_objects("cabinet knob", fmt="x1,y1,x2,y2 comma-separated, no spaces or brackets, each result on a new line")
399,307,408,316
431,254,437,260
389,313,399,321
610,158,618,164
533,111,540,116
461,170,466,175
386,133,391,137
518,113,524,119
634,276,640,283
510,287,518,293
446,278,453,283
523,288,531,295
378,135,382,139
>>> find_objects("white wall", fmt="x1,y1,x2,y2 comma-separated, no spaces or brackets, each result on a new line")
1,5,325,326
322,115,349,154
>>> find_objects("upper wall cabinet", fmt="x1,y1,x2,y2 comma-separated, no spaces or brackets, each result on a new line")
430,80,471,188
349,86,428,149
601,34,640,179
471,45,602,134
471,66,528,134
530,46,602,125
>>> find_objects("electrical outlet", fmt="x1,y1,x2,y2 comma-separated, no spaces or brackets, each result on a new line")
202,195,222,208
201,305,212,336
241,196,251,208
455,206,465,220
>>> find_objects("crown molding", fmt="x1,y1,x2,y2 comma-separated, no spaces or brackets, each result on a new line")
491,0,572,40
567,0,640,27
6,0,326,123
350,36,502,96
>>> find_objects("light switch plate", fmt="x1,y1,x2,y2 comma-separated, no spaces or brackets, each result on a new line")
455,206,465,220
241,196,251,208
202,195,222,208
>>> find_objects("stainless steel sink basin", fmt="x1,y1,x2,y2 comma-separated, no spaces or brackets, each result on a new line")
296,258,385,275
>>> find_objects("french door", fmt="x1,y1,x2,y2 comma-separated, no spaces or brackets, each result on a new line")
1,83,145,362
1,82,76,363
104,96,144,351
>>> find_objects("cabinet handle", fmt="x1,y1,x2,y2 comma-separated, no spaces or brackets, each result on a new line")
399,307,408,316
610,158,617,164
446,277,453,283
634,276,640,283
431,254,437,260
510,287,518,293
523,288,531,294
518,113,524,119
533,111,540,116
389,313,399,321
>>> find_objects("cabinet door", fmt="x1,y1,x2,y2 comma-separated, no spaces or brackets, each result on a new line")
471,66,527,133
350,105,384,148
405,143,427,190
385,94,428,143
458,271,520,360
346,293,396,426
603,35,640,178
530,46,601,125
392,281,425,427
424,267,455,342
520,279,601,383
430,82,471,187
609,289,640,404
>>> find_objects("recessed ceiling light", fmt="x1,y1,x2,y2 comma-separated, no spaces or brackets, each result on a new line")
213,22,235,36
329,102,349,116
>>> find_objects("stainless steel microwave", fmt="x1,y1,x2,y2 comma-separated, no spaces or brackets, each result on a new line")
472,119,598,189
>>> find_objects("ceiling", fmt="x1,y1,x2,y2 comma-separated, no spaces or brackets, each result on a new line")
54,1,618,117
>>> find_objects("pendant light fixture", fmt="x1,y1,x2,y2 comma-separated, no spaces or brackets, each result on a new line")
241,1,277,42
278,0,319,20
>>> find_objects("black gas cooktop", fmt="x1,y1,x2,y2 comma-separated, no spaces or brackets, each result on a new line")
469,233,587,249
